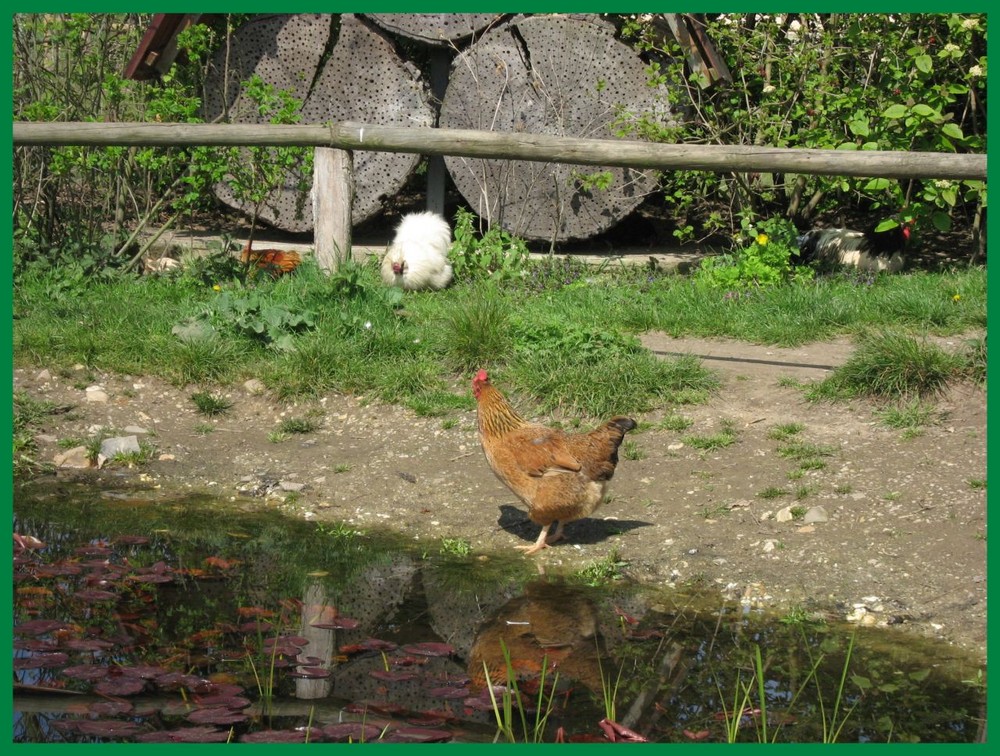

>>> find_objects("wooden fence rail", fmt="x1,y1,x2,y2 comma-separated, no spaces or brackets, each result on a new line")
13,121,986,180
13,120,987,271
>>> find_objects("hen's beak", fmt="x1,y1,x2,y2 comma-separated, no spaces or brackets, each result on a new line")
392,262,405,275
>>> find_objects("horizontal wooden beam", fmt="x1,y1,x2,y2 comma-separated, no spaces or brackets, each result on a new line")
13,121,986,180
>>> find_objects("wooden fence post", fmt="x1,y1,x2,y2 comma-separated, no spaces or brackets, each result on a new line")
312,146,354,273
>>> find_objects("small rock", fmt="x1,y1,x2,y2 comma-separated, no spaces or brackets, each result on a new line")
54,446,92,469
98,435,140,468
279,481,306,492
762,540,776,553
36,369,51,383
123,425,149,435
86,386,109,403
775,506,794,523
803,506,829,524
158,454,176,461
244,379,266,395
667,442,684,451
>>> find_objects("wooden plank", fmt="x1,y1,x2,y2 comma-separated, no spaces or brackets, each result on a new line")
13,121,986,181
312,147,354,273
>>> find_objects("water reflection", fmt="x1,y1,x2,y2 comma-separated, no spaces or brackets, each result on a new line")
12,480,986,743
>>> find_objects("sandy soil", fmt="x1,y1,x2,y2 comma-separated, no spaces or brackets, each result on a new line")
13,332,987,657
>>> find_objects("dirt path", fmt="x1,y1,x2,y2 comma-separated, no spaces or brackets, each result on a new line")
14,333,987,656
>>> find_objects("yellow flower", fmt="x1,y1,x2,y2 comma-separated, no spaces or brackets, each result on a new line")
756,233,768,245
213,284,222,291
953,294,962,302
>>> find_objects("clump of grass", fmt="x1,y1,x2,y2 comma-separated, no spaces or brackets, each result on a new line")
190,390,233,416
657,413,693,432
777,440,837,461
809,331,964,401
333,463,351,474
684,427,738,451
959,334,986,384
699,503,731,519
621,440,645,460
440,537,472,557
483,639,559,743
768,422,805,440
968,478,986,490
13,390,62,477
437,288,512,373
277,416,320,434
878,398,935,430
575,549,628,586
757,486,788,500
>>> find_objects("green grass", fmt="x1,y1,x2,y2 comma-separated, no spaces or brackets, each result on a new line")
808,331,969,402
276,416,321,434
757,487,788,500
439,537,472,557
13,390,63,476
12,252,985,427
768,422,805,440
190,390,233,416
575,549,628,585
877,399,936,430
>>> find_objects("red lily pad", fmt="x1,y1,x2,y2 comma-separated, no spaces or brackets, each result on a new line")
357,638,398,652
75,720,142,737
186,707,249,726
322,723,384,742
62,639,115,651
89,700,134,716
383,727,453,743
427,685,469,700
133,726,232,743
240,728,324,743
63,664,112,681
94,677,146,696
401,642,455,657
74,589,119,602
15,619,70,636
14,652,69,670
121,664,169,679
370,669,419,682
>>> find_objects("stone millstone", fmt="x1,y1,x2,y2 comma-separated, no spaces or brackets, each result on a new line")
440,14,674,242
363,14,505,46
203,14,434,232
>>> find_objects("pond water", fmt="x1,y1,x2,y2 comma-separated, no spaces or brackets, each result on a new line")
13,478,986,743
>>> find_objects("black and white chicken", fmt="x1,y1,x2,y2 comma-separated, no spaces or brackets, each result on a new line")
797,222,911,272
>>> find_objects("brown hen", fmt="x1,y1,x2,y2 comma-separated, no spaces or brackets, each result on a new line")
241,240,301,277
472,369,636,555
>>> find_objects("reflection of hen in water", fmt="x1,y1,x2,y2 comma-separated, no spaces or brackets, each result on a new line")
468,581,606,692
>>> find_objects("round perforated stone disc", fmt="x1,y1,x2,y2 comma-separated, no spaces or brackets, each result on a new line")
364,14,504,46
203,14,434,232
440,14,674,242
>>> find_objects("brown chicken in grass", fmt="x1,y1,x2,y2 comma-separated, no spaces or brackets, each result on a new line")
241,240,301,277
472,369,637,555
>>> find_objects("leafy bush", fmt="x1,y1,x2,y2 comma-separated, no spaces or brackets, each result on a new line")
693,216,811,290
449,208,530,282
619,13,986,239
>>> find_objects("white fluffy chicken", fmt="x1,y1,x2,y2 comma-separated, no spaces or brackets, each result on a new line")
380,211,454,291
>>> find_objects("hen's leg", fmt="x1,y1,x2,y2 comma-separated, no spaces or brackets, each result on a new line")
518,524,552,555
545,521,566,544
